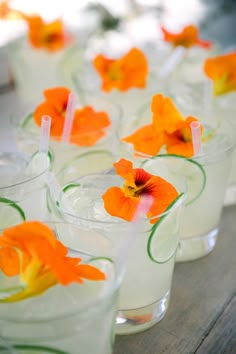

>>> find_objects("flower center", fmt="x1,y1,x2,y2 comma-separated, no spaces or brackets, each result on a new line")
123,183,142,199
108,65,123,82
43,32,61,44
180,127,192,142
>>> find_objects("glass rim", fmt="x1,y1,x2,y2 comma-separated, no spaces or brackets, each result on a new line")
51,173,187,226
14,97,122,142
1,280,120,324
121,107,236,163
0,152,51,190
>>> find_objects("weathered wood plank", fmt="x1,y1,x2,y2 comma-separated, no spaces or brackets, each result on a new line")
195,294,236,354
114,205,236,354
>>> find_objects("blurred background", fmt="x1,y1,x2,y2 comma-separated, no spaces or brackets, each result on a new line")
1,0,236,46
0,0,236,94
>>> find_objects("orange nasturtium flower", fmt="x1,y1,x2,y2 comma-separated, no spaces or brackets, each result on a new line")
161,25,212,49
102,158,179,224
0,221,105,302
33,87,111,146
204,52,236,96
122,94,203,158
93,47,148,92
23,15,72,52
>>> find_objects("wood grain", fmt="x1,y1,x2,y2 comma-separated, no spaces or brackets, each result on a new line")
195,294,236,354
114,205,236,354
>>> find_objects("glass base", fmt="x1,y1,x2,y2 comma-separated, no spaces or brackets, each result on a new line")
115,291,170,335
224,184,236,206
176,228,218,262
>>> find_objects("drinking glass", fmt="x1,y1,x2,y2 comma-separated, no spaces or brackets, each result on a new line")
47,158,187,335
0,150,51,229
6,36,84,105
68,37,165,122
141,118,236,262
0,220,128,354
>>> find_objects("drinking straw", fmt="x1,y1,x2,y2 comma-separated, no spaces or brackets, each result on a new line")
62,92,76,144
47,172,61,205
160,46,186,77
191,121,202,156
39,115,51,156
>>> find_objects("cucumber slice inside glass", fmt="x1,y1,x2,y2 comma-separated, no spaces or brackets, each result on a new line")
141,154,206,206
0,197,25,229
147,193,185,264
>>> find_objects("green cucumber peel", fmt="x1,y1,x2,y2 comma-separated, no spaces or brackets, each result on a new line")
0,197,26,221
147,192,184,264
141,153,206,206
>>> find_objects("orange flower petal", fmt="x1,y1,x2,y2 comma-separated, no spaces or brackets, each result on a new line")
151,94,184,133
204,52,236,95
25,15,44,49
165,116,202,157
161,25,212,49
43,86,70,112
70,106,111,146
75,264,106,281
33,101,64,138
122,124,164,156
119,48,148,90
0,247,20,276
93,48,148,92
145,176,179,223
71,130,105,146
0,221,66,257
166,140,194,157
102,186,140,221
113,158,136,184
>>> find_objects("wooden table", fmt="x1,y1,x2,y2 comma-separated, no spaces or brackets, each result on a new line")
114,205,236,354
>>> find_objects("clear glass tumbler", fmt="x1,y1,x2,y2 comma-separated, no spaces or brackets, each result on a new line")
47,157,187,335
0,220,129,354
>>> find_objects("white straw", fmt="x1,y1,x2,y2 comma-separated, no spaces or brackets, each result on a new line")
39,115,51,155
160,46,186,77
191,121,202,156
62,92,76,143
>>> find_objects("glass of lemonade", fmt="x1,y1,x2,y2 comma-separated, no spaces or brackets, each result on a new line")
0,221,126,354
6,36,84,106
14,97,121,173
0,150,51,229
119,92,236,262
141,118,236,262
47,157,187,335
